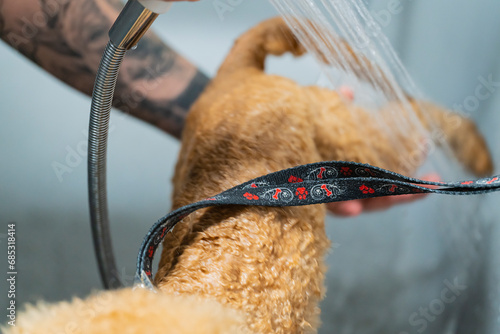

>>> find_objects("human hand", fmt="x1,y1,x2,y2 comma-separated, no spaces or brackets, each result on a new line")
326,173,440,216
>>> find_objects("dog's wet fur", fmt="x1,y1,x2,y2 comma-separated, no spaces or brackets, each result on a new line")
7,17,492,334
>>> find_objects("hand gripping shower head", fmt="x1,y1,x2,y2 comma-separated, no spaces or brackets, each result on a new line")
88,0,171,290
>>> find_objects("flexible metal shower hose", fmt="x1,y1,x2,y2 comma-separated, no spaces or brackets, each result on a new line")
88,41,127,289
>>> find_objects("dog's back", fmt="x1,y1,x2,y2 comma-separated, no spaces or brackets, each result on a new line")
155,18,332,333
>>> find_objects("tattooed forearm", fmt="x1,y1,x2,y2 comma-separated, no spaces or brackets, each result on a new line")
0,0,209,138
0,1,4,34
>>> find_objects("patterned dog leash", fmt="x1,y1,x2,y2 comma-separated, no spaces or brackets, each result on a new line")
134,160,500,288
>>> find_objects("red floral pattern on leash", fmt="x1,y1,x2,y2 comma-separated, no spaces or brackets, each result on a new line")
360,184,375,194
340,167,352,176
487,177,499,184
288,175,304,183
296,187,308,200
243,192,259,200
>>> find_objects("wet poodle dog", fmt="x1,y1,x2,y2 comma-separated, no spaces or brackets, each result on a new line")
6,17,492,334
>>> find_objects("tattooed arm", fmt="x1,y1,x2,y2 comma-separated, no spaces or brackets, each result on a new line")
0,0,209,138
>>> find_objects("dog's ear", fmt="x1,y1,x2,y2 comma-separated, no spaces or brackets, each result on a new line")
262,20,307,57
217,17,306,76
216,16,398,98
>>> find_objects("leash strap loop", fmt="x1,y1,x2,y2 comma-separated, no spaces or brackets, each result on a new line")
135,160,500,287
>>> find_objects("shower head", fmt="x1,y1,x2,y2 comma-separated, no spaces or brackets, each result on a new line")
109,0,172,50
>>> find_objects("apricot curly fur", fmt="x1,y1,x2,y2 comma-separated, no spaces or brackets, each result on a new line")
2,288,250,334
6,17,493,334
156,17,492,333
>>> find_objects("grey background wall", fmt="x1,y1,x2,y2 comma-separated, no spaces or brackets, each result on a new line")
1,0,500,333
